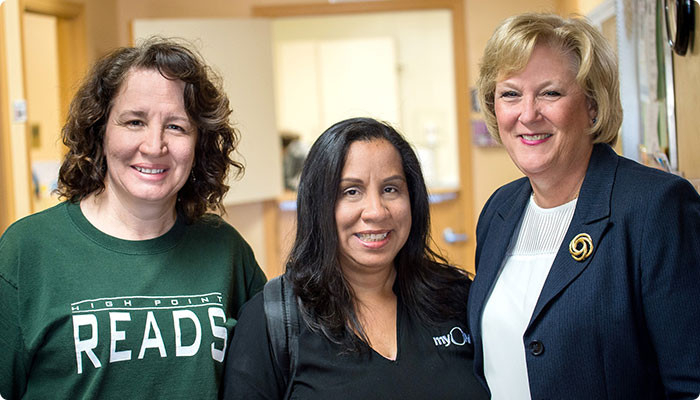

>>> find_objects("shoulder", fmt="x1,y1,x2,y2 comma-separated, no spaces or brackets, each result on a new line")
476,176,528,229
1,203,69,242
0,203,70,287
615,155,687,188
182,214,264,290
190,213,239,235
188,213,252,249
0,202,70,256
229,291,268,361
486,177,529,206
238,290,265,323
612,156,699,210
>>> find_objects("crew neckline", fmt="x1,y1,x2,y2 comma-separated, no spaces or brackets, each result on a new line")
528,192,578,213
64,201,187,255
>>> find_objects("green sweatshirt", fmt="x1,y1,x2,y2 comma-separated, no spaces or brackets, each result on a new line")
0,201,267,399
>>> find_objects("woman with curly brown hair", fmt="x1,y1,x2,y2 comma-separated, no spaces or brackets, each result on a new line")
0,38,266,399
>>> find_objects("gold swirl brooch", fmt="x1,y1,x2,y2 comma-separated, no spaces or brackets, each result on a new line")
569,233,593,261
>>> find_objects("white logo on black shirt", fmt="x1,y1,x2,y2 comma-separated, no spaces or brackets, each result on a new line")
432,326,471,347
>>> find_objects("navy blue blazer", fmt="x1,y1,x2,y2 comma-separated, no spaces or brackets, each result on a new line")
468,144,700,399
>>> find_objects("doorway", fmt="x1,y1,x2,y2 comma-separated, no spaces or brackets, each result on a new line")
22,0,87,213
256,0,475,273
23,12,63,212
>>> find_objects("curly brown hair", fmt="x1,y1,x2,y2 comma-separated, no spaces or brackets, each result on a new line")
57,37,242,222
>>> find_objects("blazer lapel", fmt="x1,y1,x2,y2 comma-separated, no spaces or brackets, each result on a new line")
472,180,532,339
527,144,619,330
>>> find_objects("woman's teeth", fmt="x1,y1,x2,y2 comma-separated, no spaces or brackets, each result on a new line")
135,166,165,174
521,134,551,140
356,232,389,242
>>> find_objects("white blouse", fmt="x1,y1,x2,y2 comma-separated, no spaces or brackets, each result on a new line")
481,194,577,400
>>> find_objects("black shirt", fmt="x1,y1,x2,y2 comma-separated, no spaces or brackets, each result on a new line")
222,290,488,399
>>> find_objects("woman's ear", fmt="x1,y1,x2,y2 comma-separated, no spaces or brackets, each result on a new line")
587,98,598,123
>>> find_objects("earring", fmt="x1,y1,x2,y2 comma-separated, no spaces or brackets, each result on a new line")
190,169,196,182
592,117,597,124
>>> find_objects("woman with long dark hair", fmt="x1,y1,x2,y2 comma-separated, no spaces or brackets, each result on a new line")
222,117,486,399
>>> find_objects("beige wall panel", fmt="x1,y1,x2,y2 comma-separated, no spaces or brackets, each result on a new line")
556,0,604,16
223,202,268,273
115,0,329,46
575,0,605,15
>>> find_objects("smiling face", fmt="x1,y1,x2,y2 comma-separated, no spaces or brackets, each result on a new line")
102,68,197,211
494,43,596,183
335,139,412,275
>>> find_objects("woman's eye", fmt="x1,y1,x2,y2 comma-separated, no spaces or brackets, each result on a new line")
166,124,185,132
384,186,399,194
126,120,144,127
542,90,561,97
498,90,518,98
343,188,359,196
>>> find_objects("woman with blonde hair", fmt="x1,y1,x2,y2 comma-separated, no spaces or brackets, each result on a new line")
468,13,700,399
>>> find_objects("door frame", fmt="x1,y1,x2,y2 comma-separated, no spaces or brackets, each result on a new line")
0,0,30,231
15,0,87,215
0,1,16,233
24,0,87,125
0,0,87,231
254,0,476,269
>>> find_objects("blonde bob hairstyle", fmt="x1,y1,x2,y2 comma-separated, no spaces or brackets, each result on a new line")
476,13,622,145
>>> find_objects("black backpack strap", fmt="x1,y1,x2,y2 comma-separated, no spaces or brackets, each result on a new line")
263,275,300,399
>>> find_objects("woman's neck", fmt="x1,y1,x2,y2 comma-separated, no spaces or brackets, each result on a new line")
342,264,397,303
80,189,177,240
530,148,592,208
531,175,584,208
342,264,398,360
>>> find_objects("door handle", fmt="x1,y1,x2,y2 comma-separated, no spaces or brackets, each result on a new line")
443,228,468,244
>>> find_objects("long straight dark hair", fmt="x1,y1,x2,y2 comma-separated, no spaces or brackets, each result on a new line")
286,117,470,352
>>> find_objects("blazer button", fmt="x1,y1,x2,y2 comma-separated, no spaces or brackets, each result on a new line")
529,340,544,356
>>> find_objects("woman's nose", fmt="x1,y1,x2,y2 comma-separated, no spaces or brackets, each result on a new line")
361,192,389,221
518,97,540,123
140,126,167,155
